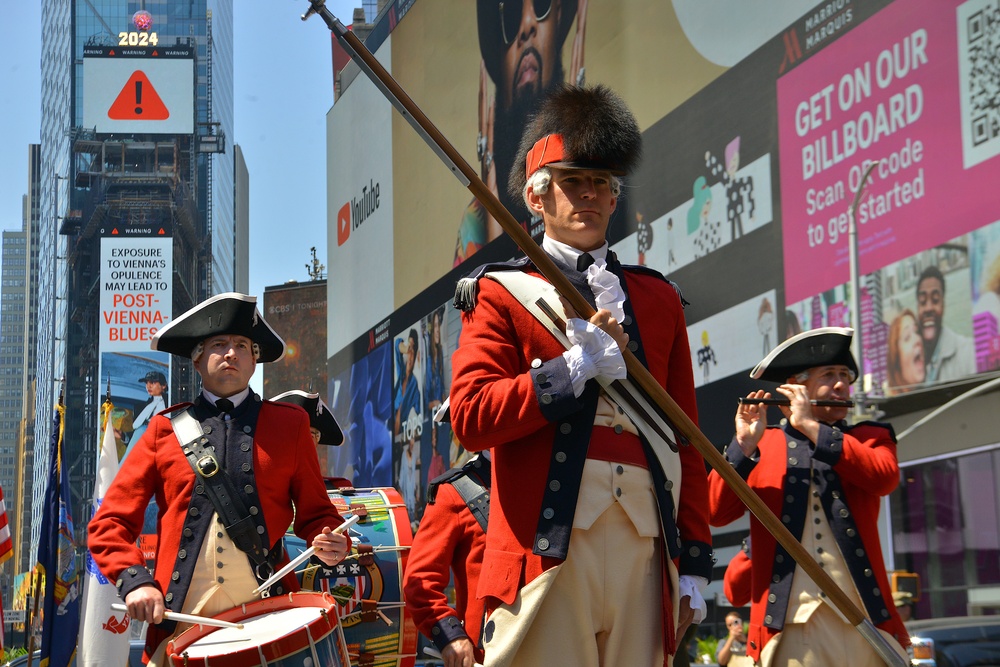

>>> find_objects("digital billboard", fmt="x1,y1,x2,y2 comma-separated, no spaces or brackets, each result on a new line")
326,0,1000,475
82,45,195,135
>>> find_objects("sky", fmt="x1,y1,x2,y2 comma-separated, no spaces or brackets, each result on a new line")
1,0,362,389
0,0,364,298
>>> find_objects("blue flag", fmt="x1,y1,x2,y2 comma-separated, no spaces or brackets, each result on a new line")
37,404,80,667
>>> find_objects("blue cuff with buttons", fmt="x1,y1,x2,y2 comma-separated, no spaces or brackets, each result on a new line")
115,563,157,600
430,615,470,652
811,423,844,466
725,438,758,480
680,540,715,580
530,356,583,422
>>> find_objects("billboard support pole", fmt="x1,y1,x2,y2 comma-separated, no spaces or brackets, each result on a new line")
301,3,906,664
848,161,879,420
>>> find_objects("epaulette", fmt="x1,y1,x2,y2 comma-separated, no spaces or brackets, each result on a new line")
161,401,193,418
620,263,690,308
848,420,897,443
453,256,533,312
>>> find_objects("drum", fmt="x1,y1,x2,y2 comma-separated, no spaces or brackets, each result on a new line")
166,591,350,667
285,485,417,667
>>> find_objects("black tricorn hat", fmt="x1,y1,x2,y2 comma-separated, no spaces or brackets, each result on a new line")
750,327,858,383
509,84,642,201
151,292,286,363
476,0,577,87
138,370,167,385
270,390,344,446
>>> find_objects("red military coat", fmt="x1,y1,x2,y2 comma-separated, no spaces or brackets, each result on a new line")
89,396,346,655
724,548,753,608
403,465,488,661
708,422,909,662
450,265,712,621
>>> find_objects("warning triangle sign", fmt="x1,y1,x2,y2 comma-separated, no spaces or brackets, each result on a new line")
108,71,170,121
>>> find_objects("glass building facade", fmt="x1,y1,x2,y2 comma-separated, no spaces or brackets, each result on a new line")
31,0,236,559
891,444,1000,619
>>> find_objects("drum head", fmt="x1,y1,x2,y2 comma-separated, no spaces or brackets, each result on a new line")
167,592,349,667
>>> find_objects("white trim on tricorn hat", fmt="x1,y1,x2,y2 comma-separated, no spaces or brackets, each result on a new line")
151,292,286,363
270,390,344,446
750,326,858,383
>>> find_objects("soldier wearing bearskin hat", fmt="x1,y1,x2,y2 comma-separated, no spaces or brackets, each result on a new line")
449,85,713,666
89,293,351,666
708,328,910,666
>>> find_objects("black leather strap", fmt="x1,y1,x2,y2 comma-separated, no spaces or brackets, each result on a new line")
451,471,490,534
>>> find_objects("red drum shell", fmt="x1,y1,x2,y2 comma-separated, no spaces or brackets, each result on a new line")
166,591,350,667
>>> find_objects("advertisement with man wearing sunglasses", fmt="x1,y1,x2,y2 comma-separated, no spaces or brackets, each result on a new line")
454,0,586,266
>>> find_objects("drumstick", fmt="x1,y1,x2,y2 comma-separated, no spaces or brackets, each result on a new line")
111,603,245,630
423,645,484,667
252,514,361,595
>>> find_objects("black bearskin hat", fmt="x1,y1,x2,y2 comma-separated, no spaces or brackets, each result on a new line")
509,84,642,201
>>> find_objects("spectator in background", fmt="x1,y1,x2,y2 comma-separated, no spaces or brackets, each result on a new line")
893,592,915,624
916,266,974,382
886,309,925,392
716,610,753,667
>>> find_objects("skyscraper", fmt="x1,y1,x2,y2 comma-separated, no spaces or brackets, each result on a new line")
29,0,238,562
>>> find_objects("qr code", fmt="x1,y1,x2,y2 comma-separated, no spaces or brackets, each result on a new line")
958,0,1000,168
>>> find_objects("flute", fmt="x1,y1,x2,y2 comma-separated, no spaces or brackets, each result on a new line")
737,397,855,407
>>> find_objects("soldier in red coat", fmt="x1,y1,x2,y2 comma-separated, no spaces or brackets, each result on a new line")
450,85,713,667
403,399,490,667
708,327,909,666
88,293,350,665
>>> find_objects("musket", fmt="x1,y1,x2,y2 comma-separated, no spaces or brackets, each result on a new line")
300,3,907,664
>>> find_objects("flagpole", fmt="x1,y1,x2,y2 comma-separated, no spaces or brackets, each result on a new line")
26,567,41,667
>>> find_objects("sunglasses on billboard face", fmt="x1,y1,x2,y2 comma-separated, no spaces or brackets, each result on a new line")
500,0,554,46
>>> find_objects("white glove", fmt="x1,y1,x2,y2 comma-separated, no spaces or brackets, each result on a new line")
561,317,627,397
679,575,709,624
585,260,626,323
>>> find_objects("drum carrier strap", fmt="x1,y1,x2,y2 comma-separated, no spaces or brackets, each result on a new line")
171,407,279,594
450,469,490,534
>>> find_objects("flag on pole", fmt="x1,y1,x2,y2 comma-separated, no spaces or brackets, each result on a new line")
37,404,80,667
0,484,12,565
77,399,131,666
0,482,11,659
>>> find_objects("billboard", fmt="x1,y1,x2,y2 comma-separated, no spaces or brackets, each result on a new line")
96,232,172,546
82,45,194,135
327,38,395,356
262,281,328,398
327,0,1000,464
262,281,330,469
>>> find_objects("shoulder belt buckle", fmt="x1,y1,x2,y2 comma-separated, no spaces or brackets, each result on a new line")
197,454,220,478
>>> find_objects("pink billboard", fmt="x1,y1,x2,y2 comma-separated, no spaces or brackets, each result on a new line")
777,0,1000,304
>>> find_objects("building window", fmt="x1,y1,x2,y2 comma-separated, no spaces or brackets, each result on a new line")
891,445,1000,618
